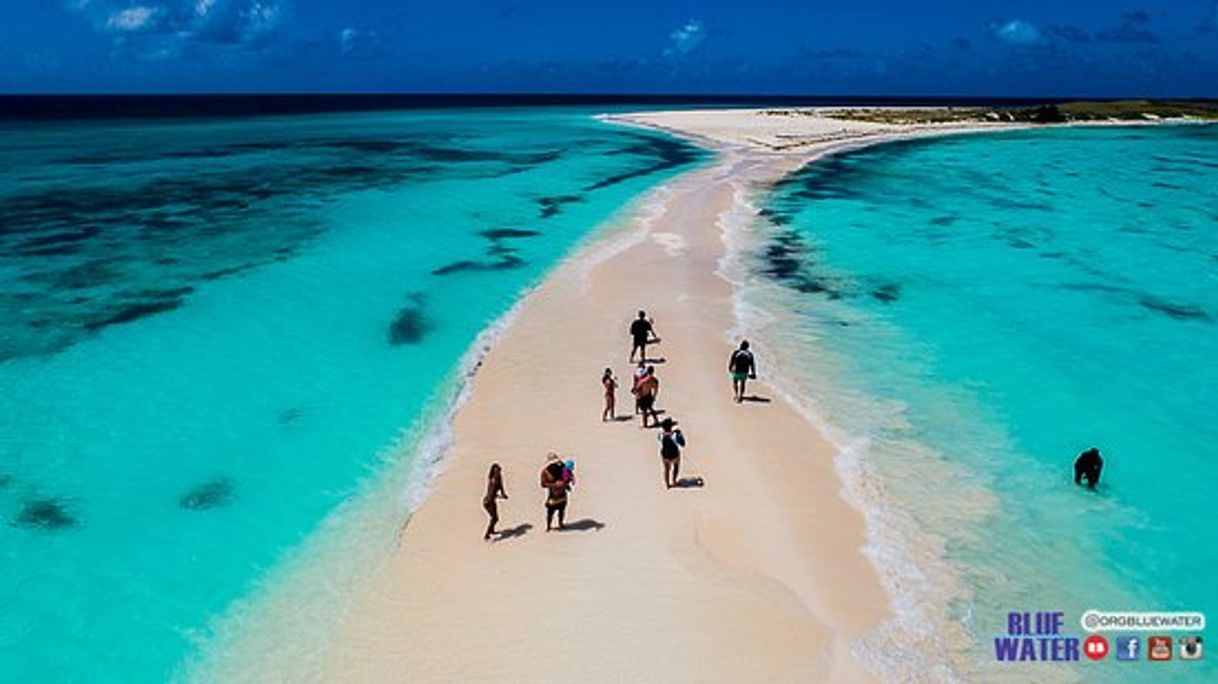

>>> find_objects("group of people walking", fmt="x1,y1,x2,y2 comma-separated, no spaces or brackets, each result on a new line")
482,308,758,540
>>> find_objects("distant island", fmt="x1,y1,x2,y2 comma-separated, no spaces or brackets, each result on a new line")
769,100,1218,125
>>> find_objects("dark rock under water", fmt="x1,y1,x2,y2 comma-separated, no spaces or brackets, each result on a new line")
871,283,901,303
538,195,583,219
13,498,77,529
1138,297,1211,322
388,293,433,345
479,228,539,240
179,478,235,511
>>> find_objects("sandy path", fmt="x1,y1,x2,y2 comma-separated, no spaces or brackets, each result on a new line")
325,145,891,682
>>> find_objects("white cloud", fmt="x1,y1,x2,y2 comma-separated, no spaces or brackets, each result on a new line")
990,19,1043,46
106,6,157,32
337,26,385,60
65,0,286,57
665,19,706,57
339,27,357,54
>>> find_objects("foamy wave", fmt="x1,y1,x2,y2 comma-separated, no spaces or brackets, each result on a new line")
715,162,980,683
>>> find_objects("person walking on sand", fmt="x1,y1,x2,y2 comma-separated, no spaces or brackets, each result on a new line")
601,368,618,421
540,454,570,531
728,340,757,403
635,366,661,428
629,310,658,363
483,463,508,540
658,418,686,488
632,361,647,414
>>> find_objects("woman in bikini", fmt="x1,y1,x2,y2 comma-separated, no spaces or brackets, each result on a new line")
483,463,508,540
601,368,618,421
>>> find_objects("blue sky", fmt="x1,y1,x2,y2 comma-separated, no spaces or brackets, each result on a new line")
1,1,1216,95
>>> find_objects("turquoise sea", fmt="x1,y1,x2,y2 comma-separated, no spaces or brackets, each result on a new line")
0,107,704,681
748,124,1217,681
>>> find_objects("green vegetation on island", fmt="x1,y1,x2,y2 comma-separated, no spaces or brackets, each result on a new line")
777,100,1218,125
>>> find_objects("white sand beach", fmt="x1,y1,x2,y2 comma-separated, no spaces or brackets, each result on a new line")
322,109,1015,682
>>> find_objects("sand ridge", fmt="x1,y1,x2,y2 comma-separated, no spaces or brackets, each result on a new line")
323,109,1022,682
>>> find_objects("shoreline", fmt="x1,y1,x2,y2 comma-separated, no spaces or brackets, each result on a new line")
195,108,1034,682
179,159,701,683
316,110,1025,681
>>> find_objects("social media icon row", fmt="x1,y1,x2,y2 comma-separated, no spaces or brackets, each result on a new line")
1099,635,1204,662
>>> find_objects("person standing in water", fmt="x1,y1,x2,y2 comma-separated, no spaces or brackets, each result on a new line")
601,368,618,422
1073,447,1104,490
483,463,508,540
540,454,570,531
728,340,757,403
635,366,661,428
658,418,686,488
629,310,658,363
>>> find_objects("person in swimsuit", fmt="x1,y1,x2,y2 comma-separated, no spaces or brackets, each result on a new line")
601,368,618,422
483,463,508,540
540,454,570,531
658,418,686,488
728,340,757,403
629,310,657,363
635,366,660,428
632,362,647,414
1073,447,1103,490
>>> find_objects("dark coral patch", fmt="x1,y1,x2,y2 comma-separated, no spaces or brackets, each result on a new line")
1138,297,1211,322
583,135,702,191
757,207,793,226
13,498,77,530
537,194,583,219
872,283,901,304
179,478,235,511
388,293,433,345
82,287,193,331
432,255,525,276
479,228,540,240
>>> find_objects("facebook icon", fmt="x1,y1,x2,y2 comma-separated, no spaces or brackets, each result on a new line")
1116,636,1141,661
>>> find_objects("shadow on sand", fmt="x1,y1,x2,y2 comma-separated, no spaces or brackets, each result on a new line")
556,518,606,532
741,395,772,404
494,522,533,540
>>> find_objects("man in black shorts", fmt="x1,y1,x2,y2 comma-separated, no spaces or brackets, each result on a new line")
629,310,657,363
728,340,757,403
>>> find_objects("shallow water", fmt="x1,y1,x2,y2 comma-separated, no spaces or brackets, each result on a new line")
0,108,704,681
749,124,1218,681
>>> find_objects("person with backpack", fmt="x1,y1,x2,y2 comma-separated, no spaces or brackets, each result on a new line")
658,418,686,489
728,340,757,403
